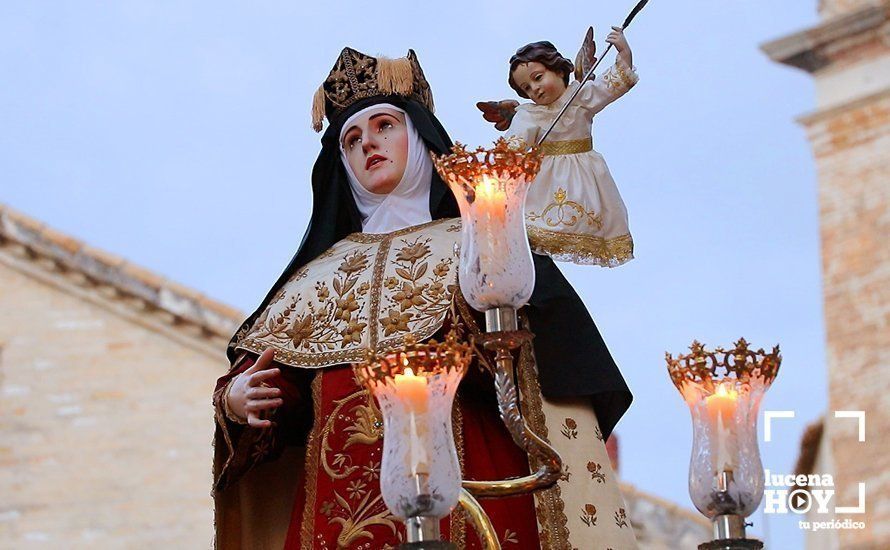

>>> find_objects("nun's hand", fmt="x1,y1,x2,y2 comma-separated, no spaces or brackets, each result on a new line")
226,348,283,428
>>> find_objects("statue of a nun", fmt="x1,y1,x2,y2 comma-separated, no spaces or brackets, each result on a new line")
211,47,638,550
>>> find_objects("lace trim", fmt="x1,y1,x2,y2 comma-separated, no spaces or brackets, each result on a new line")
221,377,249,425
527,226,634,267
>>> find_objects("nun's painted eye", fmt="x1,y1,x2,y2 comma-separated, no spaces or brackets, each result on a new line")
378,120,393,132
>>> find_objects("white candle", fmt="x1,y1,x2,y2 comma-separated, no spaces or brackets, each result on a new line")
473,175,508,299
393,368,431,476
705,382,739,474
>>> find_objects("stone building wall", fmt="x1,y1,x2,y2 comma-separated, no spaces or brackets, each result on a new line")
763,2,890,548
0,205,240,548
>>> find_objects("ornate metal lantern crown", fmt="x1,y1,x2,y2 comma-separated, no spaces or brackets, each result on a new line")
666,338,782,396
430,137,541,192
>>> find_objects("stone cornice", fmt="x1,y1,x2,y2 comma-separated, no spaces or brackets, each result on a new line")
761,3,890,72
0,204,243,353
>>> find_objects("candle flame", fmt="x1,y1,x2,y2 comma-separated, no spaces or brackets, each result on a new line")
477,175,502,199
714,382,738,399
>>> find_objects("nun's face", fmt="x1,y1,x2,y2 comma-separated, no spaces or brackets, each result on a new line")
341,109,409,194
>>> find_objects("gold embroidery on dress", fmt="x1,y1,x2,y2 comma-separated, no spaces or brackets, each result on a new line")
380,236,455,340
527,225,634,268
601,60,637,95
299,372,324,549
502,528,520,545
237,218,461,369
250,248,374,354
450,392,467,548
318,387,398,546
321,390,379,480
527,187,603,230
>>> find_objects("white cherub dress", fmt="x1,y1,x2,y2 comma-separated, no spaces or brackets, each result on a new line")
507,57,638,266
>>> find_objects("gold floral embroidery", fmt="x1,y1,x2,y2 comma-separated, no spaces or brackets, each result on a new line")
382,235,455,339
321,390,379,480
595,425,604,442
561,418,579,439
317,385,399,547
527,187,603,230
580,504,598,527
502,528,520,545
602,59,637,95
587,461,606,483
560,464,572,482
380,309,411,336
344,396,383,448
237,219,460,368
250,248,373,354
328,489,398,547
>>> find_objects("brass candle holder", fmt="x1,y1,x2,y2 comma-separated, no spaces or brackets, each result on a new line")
666,338,781,550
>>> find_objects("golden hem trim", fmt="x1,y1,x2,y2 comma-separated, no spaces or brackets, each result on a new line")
299,371,323,549
516,317,572,549
450,393,466,548
527,226,634,267
345,218,459,243
235,295,454,370
540,137,593,156
212,352,250,491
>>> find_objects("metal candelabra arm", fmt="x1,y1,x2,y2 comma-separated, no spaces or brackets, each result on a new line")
460,307,564,499
457,489,501,550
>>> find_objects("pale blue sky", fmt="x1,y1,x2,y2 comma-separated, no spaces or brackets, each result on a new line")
2,1,826,547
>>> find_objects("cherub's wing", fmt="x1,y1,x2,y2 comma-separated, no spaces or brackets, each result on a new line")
476,100,520,131
574,26,597,81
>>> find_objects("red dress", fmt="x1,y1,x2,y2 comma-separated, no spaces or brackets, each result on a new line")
214,354,541,549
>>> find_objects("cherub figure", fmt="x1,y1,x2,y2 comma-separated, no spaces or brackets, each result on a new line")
478,27,638,267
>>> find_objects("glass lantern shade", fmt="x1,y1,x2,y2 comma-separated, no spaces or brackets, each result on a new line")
431,139,542,311
667,339,781,521
354,335,471,522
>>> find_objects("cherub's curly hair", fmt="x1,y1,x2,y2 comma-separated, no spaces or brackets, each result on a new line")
508,41,574,99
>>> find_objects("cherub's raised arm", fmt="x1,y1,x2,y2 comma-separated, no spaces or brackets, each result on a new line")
576,55,638,116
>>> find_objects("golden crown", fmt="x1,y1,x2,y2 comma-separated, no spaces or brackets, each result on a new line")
311,47,435,132
430,137,542,190
665,338,781,393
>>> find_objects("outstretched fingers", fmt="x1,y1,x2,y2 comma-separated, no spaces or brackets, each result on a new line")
243,347,276,375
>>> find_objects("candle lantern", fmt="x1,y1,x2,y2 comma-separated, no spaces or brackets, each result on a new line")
354,333,471,549
431,138,562,502
666,338,781,550
431,137,541,312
